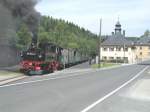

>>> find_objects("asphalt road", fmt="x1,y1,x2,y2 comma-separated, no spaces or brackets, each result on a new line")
68,62,91,69
0,62,150,112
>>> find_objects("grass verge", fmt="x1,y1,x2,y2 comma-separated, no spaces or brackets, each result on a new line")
0,70,23,81
92,63,120,68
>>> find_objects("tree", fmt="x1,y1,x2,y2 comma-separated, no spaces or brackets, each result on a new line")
16,23,32,50
141,30,150,38
14,15,98,58
38,32,50,44
68,42,79,49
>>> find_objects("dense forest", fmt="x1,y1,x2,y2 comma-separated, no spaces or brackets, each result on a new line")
16,16,98,56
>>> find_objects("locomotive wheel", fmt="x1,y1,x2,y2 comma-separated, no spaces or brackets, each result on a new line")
26,70,32,76
20,69,32,75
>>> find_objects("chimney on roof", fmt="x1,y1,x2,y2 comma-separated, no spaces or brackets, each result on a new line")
123,30,125,37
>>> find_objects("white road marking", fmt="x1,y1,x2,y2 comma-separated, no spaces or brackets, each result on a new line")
0,70,96,88
0,61,134,87
0,64,127,88
0,76,26,85
80,66,149,112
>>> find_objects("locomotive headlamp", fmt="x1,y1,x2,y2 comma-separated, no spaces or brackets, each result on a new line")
39,55,42,58
20,53,23,57
29,62,32,66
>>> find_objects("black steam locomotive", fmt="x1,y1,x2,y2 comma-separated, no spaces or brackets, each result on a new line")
20,42,64,75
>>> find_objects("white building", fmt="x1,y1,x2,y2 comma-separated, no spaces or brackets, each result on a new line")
100,21,137,64
101,45,136,64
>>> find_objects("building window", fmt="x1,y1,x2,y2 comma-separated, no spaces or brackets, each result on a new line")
110,47,114,51
103,47,107,51
116,57,121,60
140,46,142,50
148,46,150,50
109,57,114,60
124,47,128,51
116,47,121,51
123,57,128,60
123,57,128,63
140,52,142,55
131,46,136,50
102,56,107,60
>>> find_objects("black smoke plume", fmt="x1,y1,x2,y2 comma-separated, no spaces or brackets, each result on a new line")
0,0,40,42
0,0,40,67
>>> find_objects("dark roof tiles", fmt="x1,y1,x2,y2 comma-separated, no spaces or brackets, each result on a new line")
136,36,150,45
102,34,134,46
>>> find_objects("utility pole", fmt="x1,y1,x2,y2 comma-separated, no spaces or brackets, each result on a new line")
123,44,126,63
98,18,102,68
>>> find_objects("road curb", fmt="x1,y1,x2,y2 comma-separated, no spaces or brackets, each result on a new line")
46,64,133,77
0,75,27,86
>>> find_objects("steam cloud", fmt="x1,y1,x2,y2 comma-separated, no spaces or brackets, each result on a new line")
0,0,40,67
0,0,40,35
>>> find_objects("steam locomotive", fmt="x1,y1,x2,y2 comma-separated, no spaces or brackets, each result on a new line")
20,42,88,75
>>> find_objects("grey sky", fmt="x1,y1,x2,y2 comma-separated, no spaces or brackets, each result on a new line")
36,0,150,37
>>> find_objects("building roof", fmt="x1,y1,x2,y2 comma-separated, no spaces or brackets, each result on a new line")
101,21,150,47
102,34,134,46
136,36,150,46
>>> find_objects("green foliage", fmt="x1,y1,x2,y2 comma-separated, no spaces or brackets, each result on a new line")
16,23,32,50
15,16,98,56
141,30,150,38
68,42,79,49
38,16,98,56
92,63,120,68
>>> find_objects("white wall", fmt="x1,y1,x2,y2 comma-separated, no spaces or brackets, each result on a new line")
100,46,136,64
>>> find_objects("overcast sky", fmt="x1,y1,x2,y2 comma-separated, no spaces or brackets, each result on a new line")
36,0,150,37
